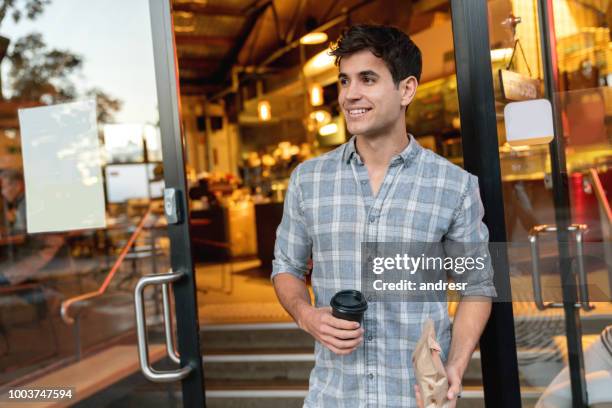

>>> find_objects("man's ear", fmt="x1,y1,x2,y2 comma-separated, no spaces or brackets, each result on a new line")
399,76,418,107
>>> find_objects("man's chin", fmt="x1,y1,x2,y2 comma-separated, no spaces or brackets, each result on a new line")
347,124,370,136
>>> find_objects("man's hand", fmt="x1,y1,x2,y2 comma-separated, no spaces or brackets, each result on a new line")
298,306,363,355
445,364,462,408
413,364,463,408
414,384,424,408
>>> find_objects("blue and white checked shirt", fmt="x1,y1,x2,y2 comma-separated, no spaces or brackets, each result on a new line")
271,134,496,407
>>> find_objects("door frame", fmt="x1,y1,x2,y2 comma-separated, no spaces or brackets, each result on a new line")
148,0,206,406
450,1,522,407
147,0,591,407
535,0,588,405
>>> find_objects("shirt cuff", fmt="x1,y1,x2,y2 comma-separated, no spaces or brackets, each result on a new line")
461,284,497,298
271,260,307,282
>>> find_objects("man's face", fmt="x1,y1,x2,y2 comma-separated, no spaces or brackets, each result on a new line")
0,176,24,203
338,50,415,137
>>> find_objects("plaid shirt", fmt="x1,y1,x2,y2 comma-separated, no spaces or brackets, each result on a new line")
271,134,496,407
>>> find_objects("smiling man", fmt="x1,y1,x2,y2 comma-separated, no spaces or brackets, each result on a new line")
271,25,496,407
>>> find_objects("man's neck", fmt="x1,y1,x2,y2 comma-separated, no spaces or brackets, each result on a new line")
354,128,409,169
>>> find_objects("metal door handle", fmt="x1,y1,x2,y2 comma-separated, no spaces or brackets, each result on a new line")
528,224,593,311
162,282,180,364
134,270,192,382
573,227,594,311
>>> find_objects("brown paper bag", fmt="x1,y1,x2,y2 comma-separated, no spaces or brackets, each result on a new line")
412,319,449,408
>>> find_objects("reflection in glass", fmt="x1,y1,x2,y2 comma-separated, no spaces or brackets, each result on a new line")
0,2,172,403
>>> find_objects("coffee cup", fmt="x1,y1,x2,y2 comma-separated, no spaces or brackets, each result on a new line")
330,290,368,323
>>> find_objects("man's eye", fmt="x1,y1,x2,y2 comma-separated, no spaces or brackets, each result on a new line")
363,77,375,84
339,78,348,86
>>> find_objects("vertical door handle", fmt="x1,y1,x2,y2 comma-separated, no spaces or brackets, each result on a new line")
573,226,594,311
528,224,593,311
528,228,551,310
134,270,192,382
162,281,181,364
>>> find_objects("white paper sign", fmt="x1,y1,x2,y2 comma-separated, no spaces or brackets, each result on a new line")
503,99,555,146
18,100,106,233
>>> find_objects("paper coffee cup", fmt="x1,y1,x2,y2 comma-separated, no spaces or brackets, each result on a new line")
330,290,368,323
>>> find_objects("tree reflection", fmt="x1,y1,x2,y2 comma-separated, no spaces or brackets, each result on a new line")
7,33,80,103
0,1,122,122
0,0,50,26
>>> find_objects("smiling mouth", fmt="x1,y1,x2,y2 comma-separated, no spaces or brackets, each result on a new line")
346,108,372,118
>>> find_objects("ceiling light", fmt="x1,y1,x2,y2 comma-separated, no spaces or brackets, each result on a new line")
258,100,271,121
319,123,338,136
303,48,334,77
300,32,328,45
310,110,331,125
310,83,324,106
174,11,195,33
490,47,513,62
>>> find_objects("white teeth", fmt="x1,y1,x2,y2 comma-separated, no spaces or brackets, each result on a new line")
349,108,368,115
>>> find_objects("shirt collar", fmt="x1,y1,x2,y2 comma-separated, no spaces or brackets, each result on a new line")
342,133,420,165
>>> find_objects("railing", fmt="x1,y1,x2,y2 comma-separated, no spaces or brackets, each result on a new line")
60,207,153,325
588,168,612,301
589,168,612,227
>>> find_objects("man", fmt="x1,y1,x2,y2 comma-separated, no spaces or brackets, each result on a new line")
271,25,496,407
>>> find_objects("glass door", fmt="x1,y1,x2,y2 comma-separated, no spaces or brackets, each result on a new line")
478,0,611,406
0,0,205,406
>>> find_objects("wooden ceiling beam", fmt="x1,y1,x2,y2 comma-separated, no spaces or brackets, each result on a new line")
175,34,235,47
177,57,222,69
172,3,244,17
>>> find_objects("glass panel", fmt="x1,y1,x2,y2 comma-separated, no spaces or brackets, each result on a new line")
0,0,180,405
486,0,569,405
487,0,612,406
550,0,612,405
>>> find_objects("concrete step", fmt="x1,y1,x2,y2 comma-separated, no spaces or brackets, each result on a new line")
196,321,606,392
200,322,313,352
202,383,543,408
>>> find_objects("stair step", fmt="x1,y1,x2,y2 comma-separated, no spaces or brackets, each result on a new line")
200,323,313,352
0,344,166,408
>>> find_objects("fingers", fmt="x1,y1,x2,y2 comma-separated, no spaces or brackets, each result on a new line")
447,382,462,408
320,323,363,340
414,385,424,408
447,377,462,399
324,313,362,330
315,308,364,355
325,342,358,355
321,337,359,355
321,333,363,350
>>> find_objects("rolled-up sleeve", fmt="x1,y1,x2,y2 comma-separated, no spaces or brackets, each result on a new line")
445,174,497,298
271,165,312,282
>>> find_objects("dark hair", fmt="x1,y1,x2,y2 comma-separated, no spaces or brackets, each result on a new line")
330,24,422,86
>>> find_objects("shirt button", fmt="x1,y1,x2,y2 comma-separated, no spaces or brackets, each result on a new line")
367,256,373,262
368,373,374,379
367,295,373,302
361,180,368,185
369,216,376,223
367,335,373,341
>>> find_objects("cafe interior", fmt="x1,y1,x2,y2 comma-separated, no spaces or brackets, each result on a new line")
0,0,610,406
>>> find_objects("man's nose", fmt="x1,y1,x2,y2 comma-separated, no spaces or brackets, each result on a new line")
344,82,362,100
